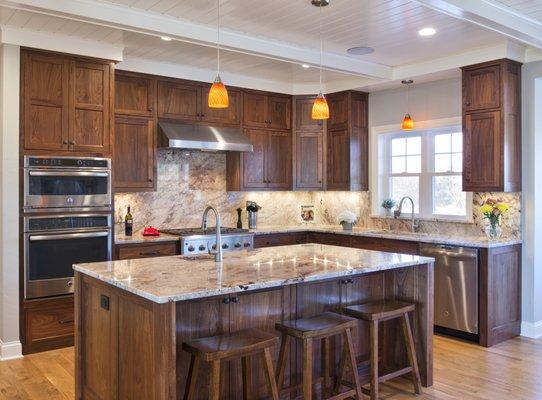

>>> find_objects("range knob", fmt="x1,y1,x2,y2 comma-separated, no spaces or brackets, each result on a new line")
212,244,217,250
234,242,242,248
187,245,195,252
198,245,206,251
222,243,229,249
243,242,251,248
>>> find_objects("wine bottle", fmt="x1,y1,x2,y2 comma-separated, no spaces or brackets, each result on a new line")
124,206,133,236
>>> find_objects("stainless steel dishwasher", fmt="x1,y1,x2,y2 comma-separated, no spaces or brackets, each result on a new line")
419,244,479,335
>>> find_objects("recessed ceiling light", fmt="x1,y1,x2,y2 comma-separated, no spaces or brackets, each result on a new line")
301,64,310,69
418,27,436,37
346,46,375,56
161,36,172,41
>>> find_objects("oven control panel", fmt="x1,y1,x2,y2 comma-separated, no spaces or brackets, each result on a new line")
25,156,110,169
181,234,254,255
25,215,112,232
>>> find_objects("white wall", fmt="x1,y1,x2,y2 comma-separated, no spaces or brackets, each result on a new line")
0,44,21,360
368,77,462,128
521,60,542,338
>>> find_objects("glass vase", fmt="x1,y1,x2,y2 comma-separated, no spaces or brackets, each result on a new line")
485,223,502,240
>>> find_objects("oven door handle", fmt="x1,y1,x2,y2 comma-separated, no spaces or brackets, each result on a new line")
29,232,110,241
28,171,109,177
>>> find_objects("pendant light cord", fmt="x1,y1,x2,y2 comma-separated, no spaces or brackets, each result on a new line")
319,4,323,92
217,0,221,75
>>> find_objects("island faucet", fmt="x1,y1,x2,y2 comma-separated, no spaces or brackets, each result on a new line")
201,205,222,262
393,196,420,233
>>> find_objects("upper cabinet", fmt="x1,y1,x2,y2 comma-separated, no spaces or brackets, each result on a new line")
326,91,369,191
243,91,291,130
157,79,241,126
21,49,113,155
462,59,521,192
115,72,156,117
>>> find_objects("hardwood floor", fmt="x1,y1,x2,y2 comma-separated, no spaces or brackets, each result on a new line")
0,335,541,399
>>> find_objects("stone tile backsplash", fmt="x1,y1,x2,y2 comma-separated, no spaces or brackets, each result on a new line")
115,150,521,239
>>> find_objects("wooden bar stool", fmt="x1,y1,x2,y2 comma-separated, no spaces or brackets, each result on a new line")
275,311,363,400
182,328,280,400
343,301,422,400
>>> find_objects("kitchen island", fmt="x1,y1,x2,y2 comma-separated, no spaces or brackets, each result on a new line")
73,244,434,400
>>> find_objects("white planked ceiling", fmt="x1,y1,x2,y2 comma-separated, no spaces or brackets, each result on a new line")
494,0,542,22
98,0,504,66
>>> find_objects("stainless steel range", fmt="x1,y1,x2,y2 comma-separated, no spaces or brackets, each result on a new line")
160,227,254,255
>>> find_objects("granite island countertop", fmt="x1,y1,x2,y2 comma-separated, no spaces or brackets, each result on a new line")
74,243,434,304
115,225,521,249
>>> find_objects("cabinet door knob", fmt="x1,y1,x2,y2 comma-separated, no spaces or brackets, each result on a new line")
231,297,240,303
465,101,471,106
200,114,205,118
222,297,231,304
148,179,153,182
69,140,75,145
62,140,68,145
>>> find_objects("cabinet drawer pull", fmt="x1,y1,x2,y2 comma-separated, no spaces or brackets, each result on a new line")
58,318,74,324
140,251,159,256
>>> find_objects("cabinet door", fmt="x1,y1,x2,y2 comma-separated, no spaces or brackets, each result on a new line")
22,51,70,151
243,92,268,128
464,65,501,112
113,117,155,190
176,297,230,400
326,129,350,190
295,96,323,131
200,86,241,125
115,73,155,117
157,80,200,121
267,95,291,130
70,61,111,153
242,128,268,189
228,289,293,400
295,131,324,190
463,111,502,191
328,92,349,131
267,130,292,189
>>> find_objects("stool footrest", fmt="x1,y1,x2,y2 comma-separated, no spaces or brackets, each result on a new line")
378,366,413,383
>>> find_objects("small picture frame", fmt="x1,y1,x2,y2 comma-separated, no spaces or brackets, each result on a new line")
300,205,315,223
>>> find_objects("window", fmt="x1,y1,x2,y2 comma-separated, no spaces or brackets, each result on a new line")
374,125,471,221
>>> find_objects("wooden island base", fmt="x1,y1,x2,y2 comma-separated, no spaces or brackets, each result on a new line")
75,263,433,400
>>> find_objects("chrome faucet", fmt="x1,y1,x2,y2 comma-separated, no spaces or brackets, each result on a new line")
393,196,420,233
201,206,222,262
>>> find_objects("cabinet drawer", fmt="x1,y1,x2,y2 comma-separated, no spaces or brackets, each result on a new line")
23,296,74,353
350,236,419,255
253,233,307,248
307,232,352,247
116,242,178,260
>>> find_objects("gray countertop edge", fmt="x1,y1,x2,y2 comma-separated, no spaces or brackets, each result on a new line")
73,256,434,304
115,227,522,249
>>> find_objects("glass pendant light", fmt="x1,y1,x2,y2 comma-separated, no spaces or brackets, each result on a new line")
401,79,414,130
208,0,229,108
312,1,329,120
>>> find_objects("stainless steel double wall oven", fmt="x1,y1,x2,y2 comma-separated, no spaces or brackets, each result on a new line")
23,156,113,299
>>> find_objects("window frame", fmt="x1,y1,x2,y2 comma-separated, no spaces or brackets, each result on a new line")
370,117,472,222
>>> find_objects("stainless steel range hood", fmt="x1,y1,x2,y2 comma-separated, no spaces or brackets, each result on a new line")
157,122,253,152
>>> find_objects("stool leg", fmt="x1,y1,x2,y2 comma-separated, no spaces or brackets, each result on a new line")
209,360,221,400
401,312,422,394
302,338,313,400
275,333,290,390
242,356,252,400
262,347,280,400
321,336,331,395
334,338,348,394
345,328,363,399
184,354,200,400
369,320,379,400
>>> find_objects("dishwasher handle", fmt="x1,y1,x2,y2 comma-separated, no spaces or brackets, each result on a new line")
420,246,478,260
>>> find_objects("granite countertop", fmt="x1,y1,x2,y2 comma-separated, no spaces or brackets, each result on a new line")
74,244,434,303
115,225,521,249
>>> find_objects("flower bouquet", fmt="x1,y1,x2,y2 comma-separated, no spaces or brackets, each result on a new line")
338,210,358,231
480,198,509,240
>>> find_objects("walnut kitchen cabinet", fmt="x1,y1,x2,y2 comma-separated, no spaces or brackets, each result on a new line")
157,79,241,126
462,59,521,192
114,71,156,118
113,117,156,191
326,91,369,191
21,49,113,156
243,90,291,130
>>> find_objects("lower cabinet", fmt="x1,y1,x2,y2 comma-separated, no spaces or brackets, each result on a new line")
115,241,178,260
349,235,419,255
22,296,74,354
253,232,307,248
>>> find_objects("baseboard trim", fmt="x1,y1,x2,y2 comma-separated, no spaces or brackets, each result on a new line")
521,320,542,339
0,340,23,361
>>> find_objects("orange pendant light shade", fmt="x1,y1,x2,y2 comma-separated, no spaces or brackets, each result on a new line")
402,113,414,130
312,92,329,120
208,76,229,108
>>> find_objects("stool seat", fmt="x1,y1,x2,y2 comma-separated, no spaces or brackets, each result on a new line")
183,328,278,362
344,300,415,321
275,311,357,339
